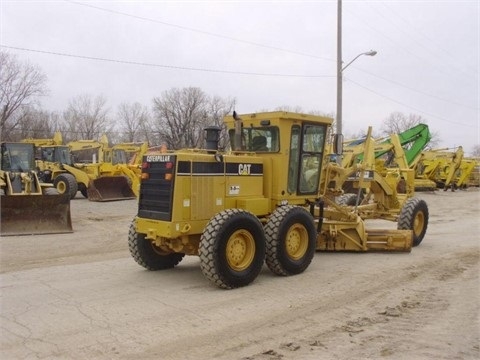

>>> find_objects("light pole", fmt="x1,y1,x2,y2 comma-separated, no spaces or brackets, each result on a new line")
336,49,377,138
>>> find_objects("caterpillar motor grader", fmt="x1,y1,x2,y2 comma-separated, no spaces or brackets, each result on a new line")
128,111,428,289
0,142,72,236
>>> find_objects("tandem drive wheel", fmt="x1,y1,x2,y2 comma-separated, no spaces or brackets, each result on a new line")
199,209,266,289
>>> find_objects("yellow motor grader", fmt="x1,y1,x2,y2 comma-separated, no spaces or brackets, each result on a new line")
128,111,428,289
0,142,72,236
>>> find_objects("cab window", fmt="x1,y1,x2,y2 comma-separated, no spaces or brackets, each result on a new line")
228,127,279,152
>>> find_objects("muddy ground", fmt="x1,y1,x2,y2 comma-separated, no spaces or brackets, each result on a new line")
1,189,479,359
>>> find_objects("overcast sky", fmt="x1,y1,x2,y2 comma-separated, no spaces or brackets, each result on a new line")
1,0,478,154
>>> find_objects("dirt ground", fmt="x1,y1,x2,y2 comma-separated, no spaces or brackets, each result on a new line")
1,189,479,360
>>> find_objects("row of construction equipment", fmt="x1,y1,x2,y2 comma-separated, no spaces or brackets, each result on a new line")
341,123,479,193
1,133,149,235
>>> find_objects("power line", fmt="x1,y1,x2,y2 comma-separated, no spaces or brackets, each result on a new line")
353,66,478,111
379,1,477,75
64,0,336,63
0,45,335,79
345,77,475,128
344,6,477,86
65,0,478,113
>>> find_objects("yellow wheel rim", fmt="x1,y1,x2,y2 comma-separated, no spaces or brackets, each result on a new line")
57,181,67,194
413,211,425,237
226,230,255,271
285,224,308,260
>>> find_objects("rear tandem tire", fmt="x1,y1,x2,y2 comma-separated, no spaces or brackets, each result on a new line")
397,198,429,247
265,205,317,276
199,209,266,289
128,220,185,270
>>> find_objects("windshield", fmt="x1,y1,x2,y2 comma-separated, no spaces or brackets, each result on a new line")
1,143,35,172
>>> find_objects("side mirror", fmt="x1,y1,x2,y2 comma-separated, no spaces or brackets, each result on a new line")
333,133,344,155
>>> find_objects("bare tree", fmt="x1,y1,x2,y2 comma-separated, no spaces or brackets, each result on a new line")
471,144,480,157
203,95,235,150
62,94,111,142
381,111,440,148
116,102,150,143
152,87,234,150
0,51,48,140
14,108,62,140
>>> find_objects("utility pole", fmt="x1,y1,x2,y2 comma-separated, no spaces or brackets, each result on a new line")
336,0,343,138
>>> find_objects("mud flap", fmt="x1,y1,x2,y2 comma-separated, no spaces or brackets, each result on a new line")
87,177,136,202
1,194,73,236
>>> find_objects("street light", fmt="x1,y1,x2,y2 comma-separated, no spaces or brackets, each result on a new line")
336,50,377,141
342,50,377,71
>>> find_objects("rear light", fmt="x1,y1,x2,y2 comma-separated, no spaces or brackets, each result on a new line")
141,162,150,180
165,162,173,180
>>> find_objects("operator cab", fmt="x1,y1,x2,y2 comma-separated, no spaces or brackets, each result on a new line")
226,112,329,197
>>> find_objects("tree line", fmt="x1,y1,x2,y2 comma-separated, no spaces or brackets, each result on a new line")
1,50,455,153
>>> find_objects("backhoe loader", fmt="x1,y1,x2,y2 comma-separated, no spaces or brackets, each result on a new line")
128,111,428,289
0,142,72,236
22,132,88,199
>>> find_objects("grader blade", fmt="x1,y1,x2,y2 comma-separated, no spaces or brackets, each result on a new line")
87,177,136,202
316,217,413,252
0,194,73,236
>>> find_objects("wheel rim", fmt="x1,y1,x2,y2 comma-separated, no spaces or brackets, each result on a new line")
285,223,308,260
226,230,255,271
413,211,425,236
57,181,67,194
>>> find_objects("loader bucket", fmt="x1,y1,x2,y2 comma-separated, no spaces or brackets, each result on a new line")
0,194,73,236
87,176,136,202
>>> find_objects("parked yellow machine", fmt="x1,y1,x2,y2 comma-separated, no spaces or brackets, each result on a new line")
22,132,89,199
67,135,138,201
128,112,428,289
413,146,464,191
0,142,72,236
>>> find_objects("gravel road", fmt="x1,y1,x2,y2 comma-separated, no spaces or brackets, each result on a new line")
1,189,479,359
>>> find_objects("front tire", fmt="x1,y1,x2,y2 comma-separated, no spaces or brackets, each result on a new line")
265,205,317,276
398,198,429,247
128,220,185,270
199,209,266,289
53,174,78,199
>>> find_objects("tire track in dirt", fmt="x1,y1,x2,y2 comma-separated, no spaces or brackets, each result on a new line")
231,250,480,360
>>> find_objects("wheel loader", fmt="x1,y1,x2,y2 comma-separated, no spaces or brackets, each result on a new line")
0,142,73,236
128,111,428,289
68,135,137,201
22,132,89,199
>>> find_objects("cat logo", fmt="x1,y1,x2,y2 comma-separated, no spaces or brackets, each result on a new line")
238,163,251,175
